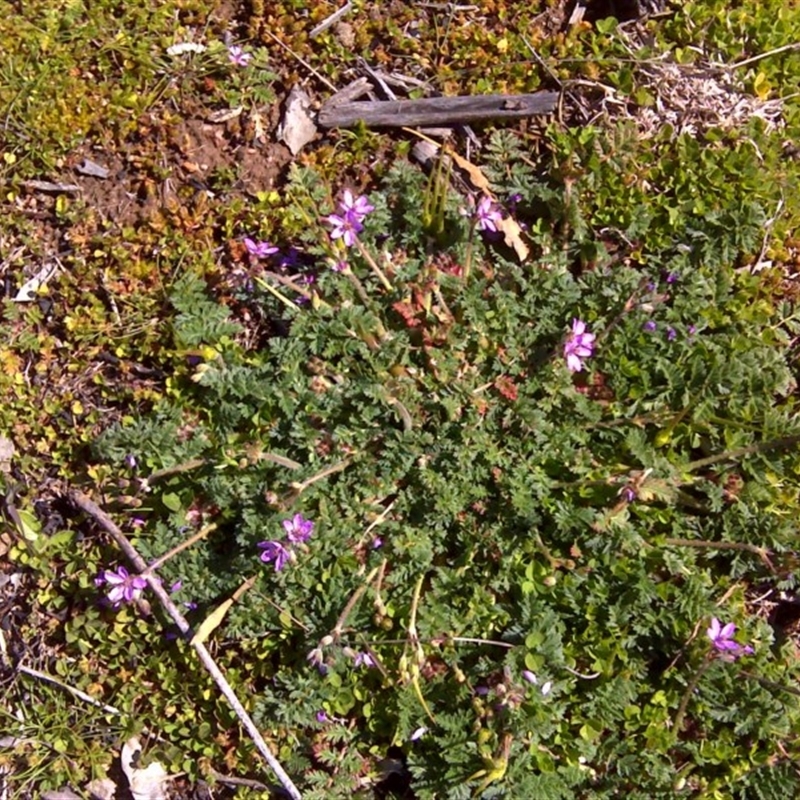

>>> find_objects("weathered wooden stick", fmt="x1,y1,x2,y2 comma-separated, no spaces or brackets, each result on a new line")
317,91,559,128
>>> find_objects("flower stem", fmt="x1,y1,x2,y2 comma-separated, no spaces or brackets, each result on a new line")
344,270,389,343
463,224,476,283
355,238,393,291
346,270,371,305
674,653,714,735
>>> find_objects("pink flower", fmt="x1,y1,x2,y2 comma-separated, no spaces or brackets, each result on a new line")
706,617,754,659
352,651,375,668
340,189,375,220
244,237,279,259
563,318,596,372
326,190,374,247
283,513,314,544
327,212,362,247
228,45,252,67
98,566,147,607
475,196,503,232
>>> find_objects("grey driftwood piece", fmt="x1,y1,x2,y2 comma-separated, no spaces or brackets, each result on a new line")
317,91,559,129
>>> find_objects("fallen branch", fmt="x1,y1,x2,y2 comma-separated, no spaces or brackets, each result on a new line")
69,490,303,800
318,91,559,129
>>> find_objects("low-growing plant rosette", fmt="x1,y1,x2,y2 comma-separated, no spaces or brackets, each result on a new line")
94,148,800,798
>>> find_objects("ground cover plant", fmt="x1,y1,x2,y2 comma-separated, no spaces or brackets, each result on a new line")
3,0,800,798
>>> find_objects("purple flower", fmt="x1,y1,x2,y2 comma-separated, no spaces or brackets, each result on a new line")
228,45,252,67
307,648,324,667
621,486,637,503
278,247,303,270
507,193,523,212
258,540,291,571
283,513,314,544
244,237,279,259
124,454,137,469
170,580,183,594
99,566,147,607
667,326,677,341
295,274,315,305
643,320,657,333
563,318,596,373
339,189,374,221
316,711,329,723
706,617,754,659
372,536,383,549
307,647,328,674
522,671,551,695
475,196,503,232
327,211,363,247
352,651,375,668
665,272,679,284
326,190,374,248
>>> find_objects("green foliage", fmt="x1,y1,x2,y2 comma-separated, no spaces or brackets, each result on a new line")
92,127,800,794
5,0,800,796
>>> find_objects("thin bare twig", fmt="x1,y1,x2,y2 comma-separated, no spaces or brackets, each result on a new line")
289,459,352,496
309,2,352,38
674,654,713,734
260,29,337,93
725,42,800,71
146,458,207,483
749,195,785,273
358,57,398,101
331,564,382,640
563,665,602,680
143,523,216,575
739,670,800,698
18,665,123,717
69,490,303,800
260,270,315,301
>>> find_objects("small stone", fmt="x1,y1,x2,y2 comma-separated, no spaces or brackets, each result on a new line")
334,22,355,48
